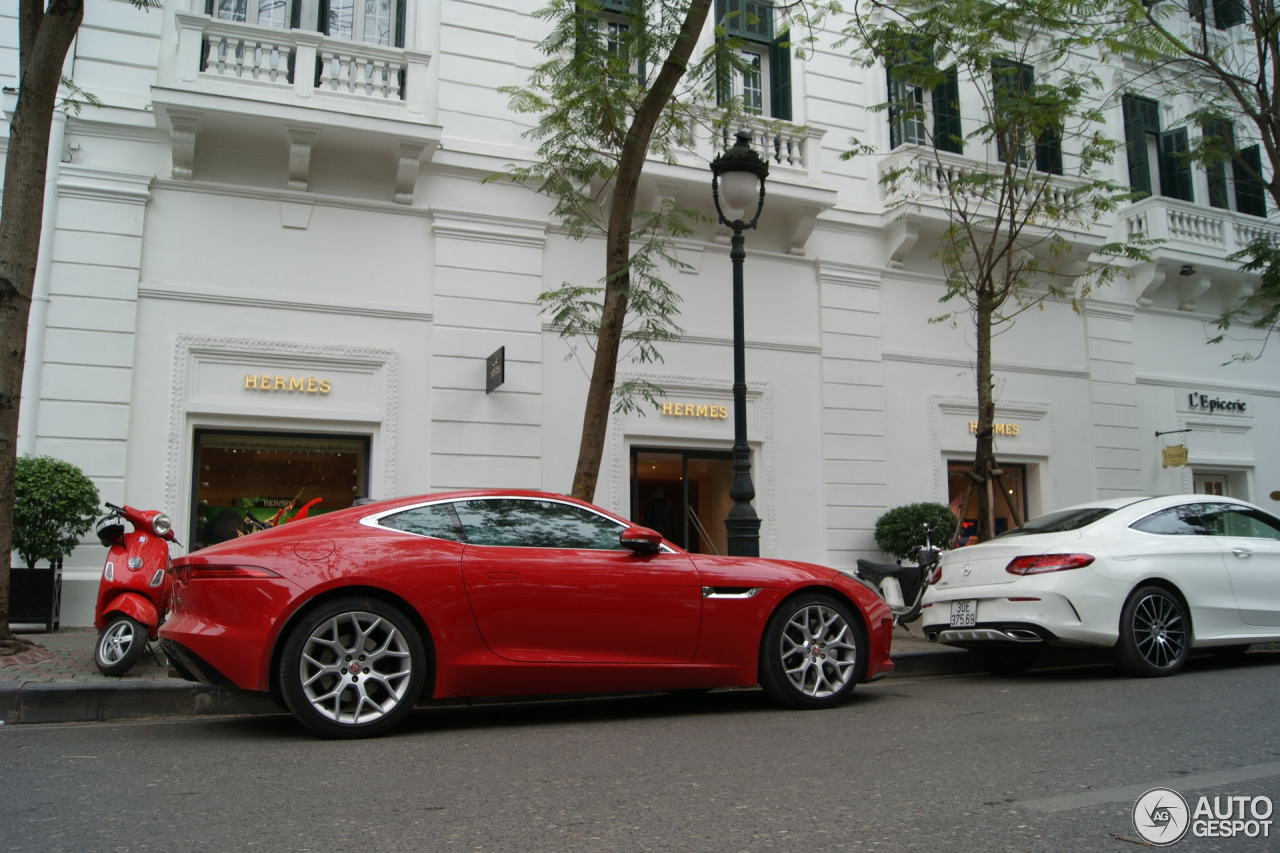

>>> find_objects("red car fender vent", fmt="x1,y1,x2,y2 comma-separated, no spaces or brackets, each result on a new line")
1005,554,1095,575
188,565,282,580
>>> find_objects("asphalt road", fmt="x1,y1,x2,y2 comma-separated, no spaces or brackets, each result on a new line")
3,654,1278,853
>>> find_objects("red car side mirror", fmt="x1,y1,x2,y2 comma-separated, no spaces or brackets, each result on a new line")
619,525,664,555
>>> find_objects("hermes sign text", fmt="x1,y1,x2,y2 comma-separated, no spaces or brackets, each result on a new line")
244,374,332,395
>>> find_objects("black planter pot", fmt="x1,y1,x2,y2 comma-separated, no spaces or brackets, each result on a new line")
9,560,63,632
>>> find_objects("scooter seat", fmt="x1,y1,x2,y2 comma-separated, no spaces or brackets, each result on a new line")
855,558,904,578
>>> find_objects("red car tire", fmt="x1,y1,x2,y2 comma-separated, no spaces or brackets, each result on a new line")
758,593,863,709
279,597,427,738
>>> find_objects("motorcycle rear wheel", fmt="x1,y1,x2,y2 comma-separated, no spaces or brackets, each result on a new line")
95,615,149,676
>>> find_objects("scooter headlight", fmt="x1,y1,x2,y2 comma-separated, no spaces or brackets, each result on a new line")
151,513,172,537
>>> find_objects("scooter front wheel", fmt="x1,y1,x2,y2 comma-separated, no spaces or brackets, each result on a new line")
95,615,149,676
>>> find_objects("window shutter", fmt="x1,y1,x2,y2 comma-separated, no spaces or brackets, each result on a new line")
1159,127,1194,201
395,0,406,47
1036,123,1063,175
992,59,1032,165
720,0,774,44
1235,145,1267,216
933,67,963,154
1214,0,1244,28
1123,94,1158,196
1206,120,1234,209
769,29,791,121
887,69,903,150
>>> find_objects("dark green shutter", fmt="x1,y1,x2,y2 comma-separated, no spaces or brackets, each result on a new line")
1123,94,1159,197
714,0,729,105
1036,123,1063,175
394,0,406,47
992,59,1033,165
887,69,903,149
1159,128,1193,201
1214,0,1244,28
719,0,773,43
1235,145,1267,216
1206,120,1233,209
769,29,791,121
933,67,963,154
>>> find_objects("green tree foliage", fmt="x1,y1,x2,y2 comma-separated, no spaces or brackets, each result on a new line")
1100,0,1280,361
492,0,771,500
13,455,100,570
840,0,1150,539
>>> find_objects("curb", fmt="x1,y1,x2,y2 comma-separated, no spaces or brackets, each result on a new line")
0,680,278,726
0,646,1123,726
3,648,975,726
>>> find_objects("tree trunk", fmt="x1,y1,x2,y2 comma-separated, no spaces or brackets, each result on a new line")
971,285,998,541
570,0,714,501
0,0,85,638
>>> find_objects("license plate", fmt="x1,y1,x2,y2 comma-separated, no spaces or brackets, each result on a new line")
950,599,977,627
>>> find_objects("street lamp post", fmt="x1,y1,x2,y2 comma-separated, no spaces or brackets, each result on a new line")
710,131,769,558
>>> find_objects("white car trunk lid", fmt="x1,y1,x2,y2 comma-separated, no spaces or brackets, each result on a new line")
934,532,1084,590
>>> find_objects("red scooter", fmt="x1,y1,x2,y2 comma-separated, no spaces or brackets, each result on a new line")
92,502,180,676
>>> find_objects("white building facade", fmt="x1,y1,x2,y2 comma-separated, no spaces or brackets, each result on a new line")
2,0,1276,626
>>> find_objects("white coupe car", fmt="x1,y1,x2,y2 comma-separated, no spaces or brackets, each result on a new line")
920,495,1280,676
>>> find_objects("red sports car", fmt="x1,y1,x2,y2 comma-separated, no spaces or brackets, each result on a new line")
160,490,894,737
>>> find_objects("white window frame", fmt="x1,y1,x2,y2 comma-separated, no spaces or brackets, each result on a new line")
211,0,291,29
733,44,768,117
890,79,928,147
591,12,642,78
328,0,397,47
210,0,401,47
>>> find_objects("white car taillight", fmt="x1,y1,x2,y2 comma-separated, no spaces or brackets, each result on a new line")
1005,554,1095,575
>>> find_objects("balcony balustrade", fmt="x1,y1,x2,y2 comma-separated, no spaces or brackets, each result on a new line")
166,12,432,123
1120,195,1275,259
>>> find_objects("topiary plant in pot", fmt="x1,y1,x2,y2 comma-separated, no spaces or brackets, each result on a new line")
5,456,101,644
13,455,101,570
874,502,957,562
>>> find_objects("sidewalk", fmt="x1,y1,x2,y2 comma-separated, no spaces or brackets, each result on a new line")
0,628,277,725
0,625,973,726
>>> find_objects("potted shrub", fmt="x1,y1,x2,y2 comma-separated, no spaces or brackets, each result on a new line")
874,502,957,561
10,455,100,631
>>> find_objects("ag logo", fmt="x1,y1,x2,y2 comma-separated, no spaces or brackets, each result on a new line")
1133,787,1190,846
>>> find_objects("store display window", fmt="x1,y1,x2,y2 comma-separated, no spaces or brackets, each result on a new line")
190,430,369,549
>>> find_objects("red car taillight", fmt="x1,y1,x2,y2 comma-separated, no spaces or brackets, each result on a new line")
1005,554,1095,575
186,565,281,580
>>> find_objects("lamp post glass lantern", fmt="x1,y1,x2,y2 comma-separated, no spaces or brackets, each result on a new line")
710,131,768,558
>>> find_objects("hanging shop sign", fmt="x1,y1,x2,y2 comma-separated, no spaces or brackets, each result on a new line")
1162,445,1189,468
486,347,505,393
661,402,729,419
243,374,332,394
